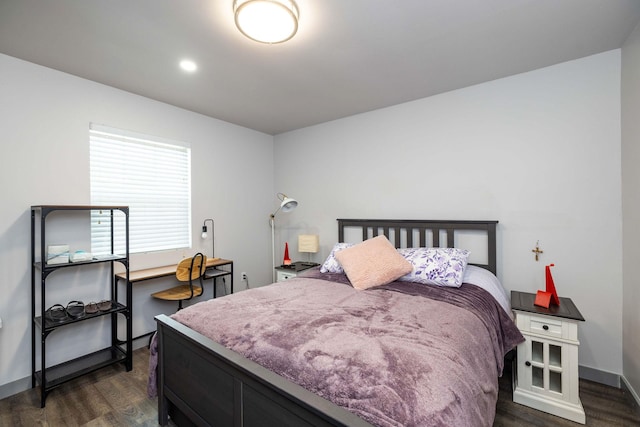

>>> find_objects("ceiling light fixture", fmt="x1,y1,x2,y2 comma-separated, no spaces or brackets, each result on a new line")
233,0,299,44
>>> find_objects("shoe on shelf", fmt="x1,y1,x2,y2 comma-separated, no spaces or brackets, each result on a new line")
66,300,85,319
97,300,113,312
45,304,69,323
85,302,99,314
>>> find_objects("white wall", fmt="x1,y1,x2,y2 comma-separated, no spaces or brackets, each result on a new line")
622,21,640,399
274,50,622,375
0,47,627,395
0,53,275,394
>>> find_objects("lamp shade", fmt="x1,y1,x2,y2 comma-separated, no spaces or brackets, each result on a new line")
298,235,319,253
234,0,299,44
280,196,298,213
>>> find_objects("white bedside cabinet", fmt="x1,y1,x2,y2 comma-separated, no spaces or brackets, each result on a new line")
511,291,586,424
275,262,318,283
276,269,297,282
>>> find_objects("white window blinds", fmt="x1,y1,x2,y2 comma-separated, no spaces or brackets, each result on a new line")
90,123,192,255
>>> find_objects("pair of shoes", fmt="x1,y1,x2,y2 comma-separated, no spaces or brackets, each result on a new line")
45,304,68,323
86,300,113,314
45,301,86,323
45,301,84,323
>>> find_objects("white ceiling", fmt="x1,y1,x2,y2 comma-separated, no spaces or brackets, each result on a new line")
1,0,639,135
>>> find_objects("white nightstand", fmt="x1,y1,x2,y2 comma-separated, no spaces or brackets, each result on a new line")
275,262,318,282
511,291,586,424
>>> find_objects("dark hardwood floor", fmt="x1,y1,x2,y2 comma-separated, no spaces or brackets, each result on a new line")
495,362,640,426
0,347,164,426
1,347,639,426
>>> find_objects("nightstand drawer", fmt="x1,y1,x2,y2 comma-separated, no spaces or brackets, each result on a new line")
529,316,562,338
276,270,297,282
515,312,579,342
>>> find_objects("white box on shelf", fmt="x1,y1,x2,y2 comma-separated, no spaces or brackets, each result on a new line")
70,251,93,262
47,245,69,264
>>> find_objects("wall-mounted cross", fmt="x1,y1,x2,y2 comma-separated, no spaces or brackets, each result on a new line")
532,241,543,261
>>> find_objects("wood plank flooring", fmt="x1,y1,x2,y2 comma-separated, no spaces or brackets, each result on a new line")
1,347,639,426
0,348,164,426
495,363,640,426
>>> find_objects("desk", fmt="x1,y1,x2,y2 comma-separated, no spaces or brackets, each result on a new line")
116,258,233,296
115,258,233,339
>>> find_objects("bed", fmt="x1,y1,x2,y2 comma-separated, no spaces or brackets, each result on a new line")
152,219,523,427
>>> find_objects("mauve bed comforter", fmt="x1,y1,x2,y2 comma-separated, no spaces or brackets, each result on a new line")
158,271,523,427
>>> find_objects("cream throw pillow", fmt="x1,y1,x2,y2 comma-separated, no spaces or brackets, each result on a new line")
335,235,413,290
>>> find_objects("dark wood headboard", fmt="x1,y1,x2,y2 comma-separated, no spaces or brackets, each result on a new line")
337,219,499,275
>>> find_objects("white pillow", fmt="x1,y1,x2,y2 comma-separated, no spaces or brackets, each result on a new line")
398,247,470,287
320,242,353,273
462,265,511,315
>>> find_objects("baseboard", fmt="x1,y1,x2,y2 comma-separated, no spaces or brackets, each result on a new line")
0,377,31,401
621,375,640,410
579,365,620,388
578,365,640,412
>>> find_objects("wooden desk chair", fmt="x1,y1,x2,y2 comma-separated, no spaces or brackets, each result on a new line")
151,253,207,311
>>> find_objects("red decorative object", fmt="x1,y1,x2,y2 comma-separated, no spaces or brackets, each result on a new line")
545,263,560,305
534,263,560,308
534,291,552,308
283,242,292,265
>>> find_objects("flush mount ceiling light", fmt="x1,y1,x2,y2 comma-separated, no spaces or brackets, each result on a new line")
179,59,197,72
234,0,299,44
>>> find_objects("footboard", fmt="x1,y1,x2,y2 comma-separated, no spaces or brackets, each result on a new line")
155,315,372,427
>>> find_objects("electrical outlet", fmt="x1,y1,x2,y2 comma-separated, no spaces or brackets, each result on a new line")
241,272,248,281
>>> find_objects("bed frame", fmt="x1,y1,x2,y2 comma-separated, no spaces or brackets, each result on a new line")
155,219,498,426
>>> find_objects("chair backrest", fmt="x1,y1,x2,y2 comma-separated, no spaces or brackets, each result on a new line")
176,252,207,282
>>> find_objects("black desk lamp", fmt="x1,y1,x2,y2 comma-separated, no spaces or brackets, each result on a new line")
201,218,215,258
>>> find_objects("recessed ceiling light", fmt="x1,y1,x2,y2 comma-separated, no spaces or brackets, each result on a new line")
179,60,198,72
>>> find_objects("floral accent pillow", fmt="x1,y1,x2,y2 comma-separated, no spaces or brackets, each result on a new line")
398,247,470,287
335,235,413,290
320,242,353,273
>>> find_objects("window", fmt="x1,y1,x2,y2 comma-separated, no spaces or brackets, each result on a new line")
89,123,192,255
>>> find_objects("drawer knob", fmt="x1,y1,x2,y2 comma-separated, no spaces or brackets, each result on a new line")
543,325,549,331
525,361,531,367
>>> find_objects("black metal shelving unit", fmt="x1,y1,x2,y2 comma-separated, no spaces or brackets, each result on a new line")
30,205,131,407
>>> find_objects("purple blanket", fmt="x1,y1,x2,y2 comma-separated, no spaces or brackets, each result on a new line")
157,273,523,427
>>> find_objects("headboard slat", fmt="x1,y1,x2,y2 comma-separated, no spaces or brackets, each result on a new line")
432,229,440,247
447,228,455,248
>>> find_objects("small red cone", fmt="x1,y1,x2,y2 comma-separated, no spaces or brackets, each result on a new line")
283,242,292,265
